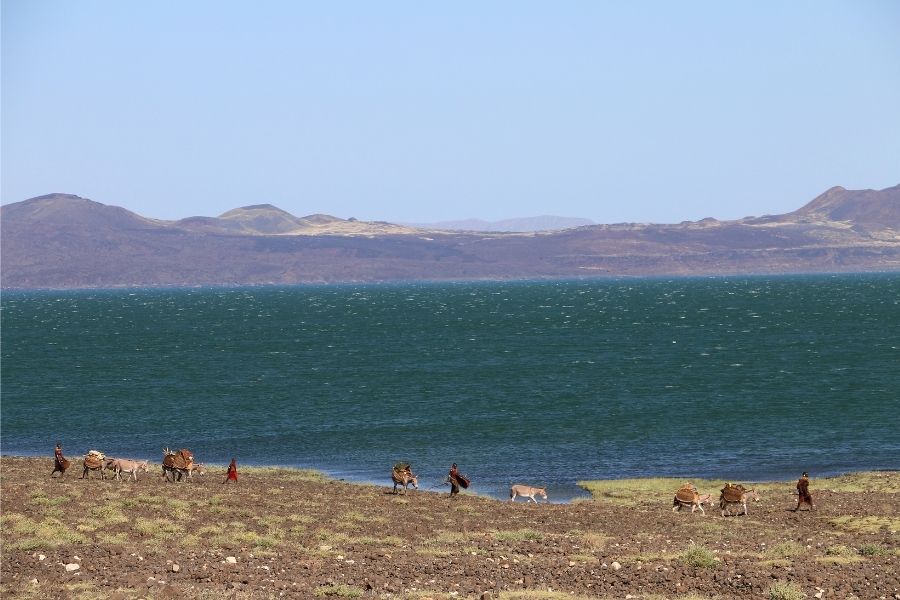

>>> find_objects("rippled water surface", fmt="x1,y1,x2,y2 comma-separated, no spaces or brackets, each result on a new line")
2,275,898,500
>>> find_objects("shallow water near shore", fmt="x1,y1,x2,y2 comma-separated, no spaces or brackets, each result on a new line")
2,274,898,501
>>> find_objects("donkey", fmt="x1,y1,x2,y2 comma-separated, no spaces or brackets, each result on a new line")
111,458,149,482
391,469,418,494
161,447,198,482
81,450,111,480
163,461,205,482
720,488,760,516
672,493,712,515
509,484,548,503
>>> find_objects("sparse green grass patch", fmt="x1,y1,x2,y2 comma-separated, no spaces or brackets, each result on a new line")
858,543,886,556
765,541,805,559
232,530,281,548
240,465,329,483
314,583,363,597
97,532,130,545
817,471,900,493
315,530,353,548
695,520,727,534
134,517,182,541
829,515,900,534
494,529,544,543
287,514,315,524
681,544,718,568
425,530,476,546
824,544,855,556
580,531,610,551
87,503,130,524
256,514,286,528
197,524,225,536
134,494,164,505
3,516,88,550
453,504,479,515
379,535,404,546
818,544,862,564
767,581,805,600
29,491,68,508
759,541,805,567
567,553,598,563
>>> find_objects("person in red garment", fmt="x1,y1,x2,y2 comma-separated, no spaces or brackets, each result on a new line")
51,442,69,477
448,463,470,497
223,458,238,484
793,471,815,511
448,463,460,497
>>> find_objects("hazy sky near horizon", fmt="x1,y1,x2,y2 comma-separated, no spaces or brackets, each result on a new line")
3,2,899,224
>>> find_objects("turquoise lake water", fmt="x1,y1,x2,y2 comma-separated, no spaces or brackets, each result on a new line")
2,275,898,501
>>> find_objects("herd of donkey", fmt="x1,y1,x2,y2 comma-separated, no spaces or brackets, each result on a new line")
53,447,205,484
52,447,810,517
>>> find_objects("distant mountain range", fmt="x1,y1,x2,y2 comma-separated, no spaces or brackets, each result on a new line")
2,184,898,289
403,216,595,232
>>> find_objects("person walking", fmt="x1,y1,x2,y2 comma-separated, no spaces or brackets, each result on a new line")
223,458,238,484
793,471,815,511
448,463,460,497
51,442,69,477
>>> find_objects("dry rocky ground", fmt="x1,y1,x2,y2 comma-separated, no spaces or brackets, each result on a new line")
1,456,898,600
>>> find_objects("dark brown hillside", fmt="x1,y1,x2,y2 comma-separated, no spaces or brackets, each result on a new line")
2,185,899,289
789,184,900,229
1,193,164,231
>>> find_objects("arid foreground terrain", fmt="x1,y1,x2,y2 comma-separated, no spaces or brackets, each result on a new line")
1,457,898,600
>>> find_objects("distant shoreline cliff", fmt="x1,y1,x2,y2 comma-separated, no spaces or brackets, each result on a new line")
2,184,898,289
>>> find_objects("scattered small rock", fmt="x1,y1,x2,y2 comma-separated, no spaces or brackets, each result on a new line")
171,563,180,573
65,563,80,572
612,561,622,571
225,556,237,564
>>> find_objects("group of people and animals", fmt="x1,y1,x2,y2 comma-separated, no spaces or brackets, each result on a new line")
672,472,814,516
54,442,813,512
50,443,210,483
390,462,548,503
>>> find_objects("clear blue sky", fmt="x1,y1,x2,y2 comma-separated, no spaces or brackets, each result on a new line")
3,1,899,224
